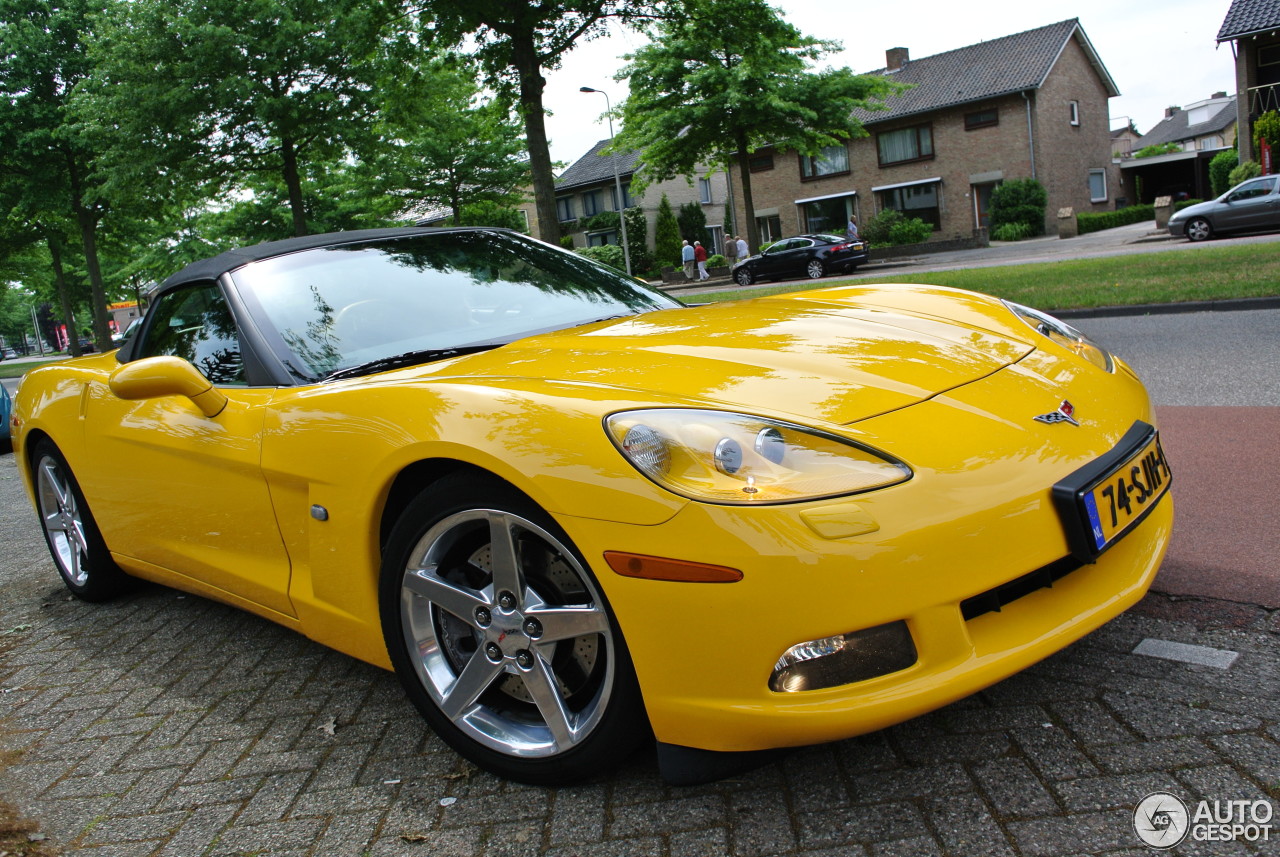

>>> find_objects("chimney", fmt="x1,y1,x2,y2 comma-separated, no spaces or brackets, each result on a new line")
886,47,909,71
1211,91,1227,99
1164,106,1181,119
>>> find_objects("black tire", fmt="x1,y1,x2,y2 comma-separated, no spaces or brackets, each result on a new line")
31,439,132,602
1185,217,1212,242
805,259,826,279
379,472,647,785
734,266,754,286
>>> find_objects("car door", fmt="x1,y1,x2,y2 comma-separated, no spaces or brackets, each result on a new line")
760,239,808,278
1217,177,1280,231
81,281,296,617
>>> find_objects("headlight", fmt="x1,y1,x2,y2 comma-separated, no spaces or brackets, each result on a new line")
605,409,911,505
1005,301,1113,372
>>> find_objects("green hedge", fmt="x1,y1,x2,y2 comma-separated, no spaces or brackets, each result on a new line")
1077,204,1155,235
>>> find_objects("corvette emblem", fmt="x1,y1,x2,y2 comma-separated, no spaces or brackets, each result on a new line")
1034,400,1080,426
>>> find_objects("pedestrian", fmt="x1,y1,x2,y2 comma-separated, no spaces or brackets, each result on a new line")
693,241,709,280
846,215,859,242
734,235,749,265
681,240,696,280
723,234,738,267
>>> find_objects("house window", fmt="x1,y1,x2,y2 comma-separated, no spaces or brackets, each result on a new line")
1088,169,1107,203
607,183,634,211
877,181,941,230
755,214,782,243
749,154,774,172
581,189,604,216
877,125,933,166
556,197,575,222
1069,101,1080,126
587,231,617,247
1197,136,1224,150
799,194,857,234
964,108,998,130
800,145,850,179
699,178,713,204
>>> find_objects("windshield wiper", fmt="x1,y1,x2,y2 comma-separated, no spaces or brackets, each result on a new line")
320,344,499,382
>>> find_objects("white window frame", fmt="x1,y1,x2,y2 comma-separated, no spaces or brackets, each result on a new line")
1088,169,1107,203
698,178,713,204
1069,101,1080,126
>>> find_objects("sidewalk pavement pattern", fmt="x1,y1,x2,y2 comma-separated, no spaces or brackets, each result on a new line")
0,453,1277,855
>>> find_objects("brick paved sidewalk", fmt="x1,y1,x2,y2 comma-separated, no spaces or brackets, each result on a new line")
1,452,1277,856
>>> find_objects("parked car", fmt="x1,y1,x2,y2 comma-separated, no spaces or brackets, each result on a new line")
12,227,1172,785
1168,175,1280,241
733,233,869,286
0,347,18,361
0,382,11,450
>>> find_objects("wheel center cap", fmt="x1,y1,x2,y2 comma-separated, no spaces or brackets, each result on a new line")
489,609,530,656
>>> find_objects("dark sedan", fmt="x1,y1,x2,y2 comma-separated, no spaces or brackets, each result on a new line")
1168,175,1280,241
733,234,868,286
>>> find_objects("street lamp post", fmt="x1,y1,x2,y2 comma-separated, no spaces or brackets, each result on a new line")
579,86,632,276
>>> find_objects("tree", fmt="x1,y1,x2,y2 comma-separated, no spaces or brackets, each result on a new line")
1209,148,1238,198
677,201,709,248
614,0,896,253
0,0,123,352
370,55,530,225
425,1,663,243
653,193,681,270
79,0,400,237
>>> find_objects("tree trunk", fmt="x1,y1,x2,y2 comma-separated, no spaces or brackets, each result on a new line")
281,136,308,236
734,131,760,254
66,156,115,351
512,35,560,244
47,236,80,358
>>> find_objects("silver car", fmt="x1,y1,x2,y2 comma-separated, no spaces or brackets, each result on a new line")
1168,175,1280,241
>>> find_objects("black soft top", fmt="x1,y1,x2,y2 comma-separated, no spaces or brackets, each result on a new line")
157,226,505,291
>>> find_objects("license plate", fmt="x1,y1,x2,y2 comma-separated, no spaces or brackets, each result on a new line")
1052,422,1172,561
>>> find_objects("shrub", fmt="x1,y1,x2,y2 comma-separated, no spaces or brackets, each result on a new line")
1253,109,1280,152
706,254,726,267
575,244,626,271
1174,198,1204,213
677,201,710,249
991,222,1034,242
1209,149,1238,197
989,178,1047,235
1228,160,1262,187
654,194,682,269
1133,142,1182,159
580,211,620,232
862,209,933,247
1077,204,1155,235
559,235,576,249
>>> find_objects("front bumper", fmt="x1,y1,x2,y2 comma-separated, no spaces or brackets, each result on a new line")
563,355,1172,753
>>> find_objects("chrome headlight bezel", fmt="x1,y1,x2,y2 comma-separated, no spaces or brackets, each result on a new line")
1004,300,1114,373
605,408,912,506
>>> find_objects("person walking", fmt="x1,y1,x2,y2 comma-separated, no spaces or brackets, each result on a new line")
734,235,749,266
693,241,709,280
681,240,696,280
846,215,860,242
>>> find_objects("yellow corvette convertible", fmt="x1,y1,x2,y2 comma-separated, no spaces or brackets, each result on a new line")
12,227,1172,785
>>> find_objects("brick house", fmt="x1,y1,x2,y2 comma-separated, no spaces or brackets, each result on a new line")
726,19,1120,247
519,139,730,266
1217,0,1280,168
1118,95,1238,202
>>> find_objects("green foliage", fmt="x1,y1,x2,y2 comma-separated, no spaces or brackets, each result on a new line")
575,244,626,272
1228,160,1262,187
677,201,710,248
1132,142,1183,159
457,201,527,232
654,194,681,268
1253,110,1280,151
1209,149,1239,197
860,209,931,246
992,222,1034,241
722,202,735,237
614,0,898,249
1174,198,1204,213
580,211,621,232
706,254,726,267
559,235,576,249
989,178,1047,235
621,206,651,274
1077,205,1154,235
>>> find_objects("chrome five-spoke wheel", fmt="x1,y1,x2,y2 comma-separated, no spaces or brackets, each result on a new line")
380,474,643,784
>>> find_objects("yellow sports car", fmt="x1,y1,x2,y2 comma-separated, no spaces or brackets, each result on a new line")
12,227,1172,785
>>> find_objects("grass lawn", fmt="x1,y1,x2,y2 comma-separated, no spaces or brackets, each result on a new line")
692,241,1280,311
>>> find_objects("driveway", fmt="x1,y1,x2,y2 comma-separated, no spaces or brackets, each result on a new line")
0,286,1276,855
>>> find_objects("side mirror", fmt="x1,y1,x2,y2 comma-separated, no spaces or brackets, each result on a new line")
109,356,228,417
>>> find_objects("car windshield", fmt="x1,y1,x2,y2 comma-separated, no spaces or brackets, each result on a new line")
230,230,682,382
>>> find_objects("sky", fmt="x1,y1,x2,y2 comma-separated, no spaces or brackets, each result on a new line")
538,0,1240,169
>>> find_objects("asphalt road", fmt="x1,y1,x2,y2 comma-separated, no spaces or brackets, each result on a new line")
0,232,1276,855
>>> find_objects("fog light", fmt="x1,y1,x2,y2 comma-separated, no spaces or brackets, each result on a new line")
769,621,917,692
